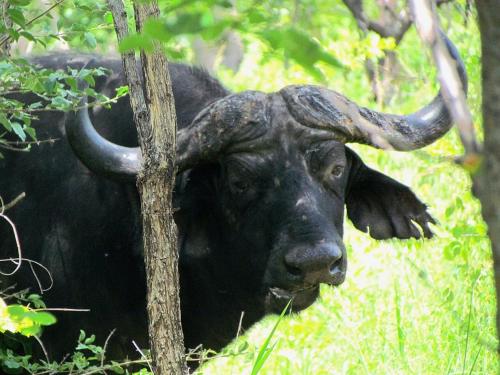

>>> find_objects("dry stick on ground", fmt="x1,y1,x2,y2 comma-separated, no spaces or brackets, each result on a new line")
410,0,480,161
107,0,187,373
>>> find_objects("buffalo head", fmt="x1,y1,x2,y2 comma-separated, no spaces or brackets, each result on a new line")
66,34,466,315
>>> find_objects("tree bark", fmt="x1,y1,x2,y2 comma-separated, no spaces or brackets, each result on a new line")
1,0,12,57
107,0,187,373
475,0,500,353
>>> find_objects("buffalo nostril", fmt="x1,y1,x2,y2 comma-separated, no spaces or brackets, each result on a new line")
284,262,302,277
329,256,343,273
284,244,343,280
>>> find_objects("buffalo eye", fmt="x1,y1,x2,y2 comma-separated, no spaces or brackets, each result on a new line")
331,165,344,178
324,165,345,198
230,178,250,195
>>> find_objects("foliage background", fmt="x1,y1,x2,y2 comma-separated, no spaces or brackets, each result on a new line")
1,0,495,374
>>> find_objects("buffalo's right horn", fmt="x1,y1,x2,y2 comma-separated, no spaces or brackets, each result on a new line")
280,31,467,150
70,88,267,178
66,94,142,180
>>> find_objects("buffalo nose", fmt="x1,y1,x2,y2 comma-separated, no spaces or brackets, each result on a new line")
284,244,344,285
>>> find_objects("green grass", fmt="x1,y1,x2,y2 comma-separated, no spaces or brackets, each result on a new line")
196,5,497,374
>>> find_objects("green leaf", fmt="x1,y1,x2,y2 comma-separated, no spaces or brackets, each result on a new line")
84,32,97,49
19,31,36,42
112,365,125,374
79,329,86,342
115,85,129,97
143,19,172,42
104,11,113,24
9,0,31,5
3,358,21,369
51,96,72,109
84,334,96,344
18,324,40,336
119,34,154,53
11,123,26,141
6,304,27,319
7,8,26,26
8,27,20,41
27,293,44,308
29,311,57,326
165,13,203,35
259,27,343,80
23,126,36,141
0,113,12,131
44,74,58,93
237,340,249,353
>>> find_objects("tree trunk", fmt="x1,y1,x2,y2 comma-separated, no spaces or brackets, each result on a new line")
475,0,500,353
107,0,188,373
1,0,12,57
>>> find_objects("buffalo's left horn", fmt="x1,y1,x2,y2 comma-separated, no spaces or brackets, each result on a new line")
66,94,142,180
280,32,467,150
176,90,268,172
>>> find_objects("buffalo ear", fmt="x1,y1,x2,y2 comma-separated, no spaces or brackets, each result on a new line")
345,149,435,240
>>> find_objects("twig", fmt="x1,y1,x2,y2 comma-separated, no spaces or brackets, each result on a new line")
0,214,23,276
0,143,31,152
0,257,54,293
0,95,124,115
132,340,154,373
33,308,91,312
33,335,51,363
236,310,245,339
0,192,25,213
0,138,59,146
29,258,45,295
100,329,116,369
30,358,152,375
0,0,67,49
342,0,411,42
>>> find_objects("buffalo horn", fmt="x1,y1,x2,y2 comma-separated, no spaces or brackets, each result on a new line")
70,90,265,178
279,32,467,150
67,95,142,180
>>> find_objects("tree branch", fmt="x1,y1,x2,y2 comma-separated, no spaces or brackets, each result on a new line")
410,0,480,161
341,0,411,42
0,192,26,213
0,0,67,49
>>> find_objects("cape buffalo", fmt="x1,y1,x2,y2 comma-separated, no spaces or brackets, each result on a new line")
0,34,466,361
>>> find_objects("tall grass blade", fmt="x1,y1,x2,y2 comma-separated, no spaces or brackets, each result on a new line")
468,346,482,375
462,279,476,374
394,281,405,359
250,300,291,375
